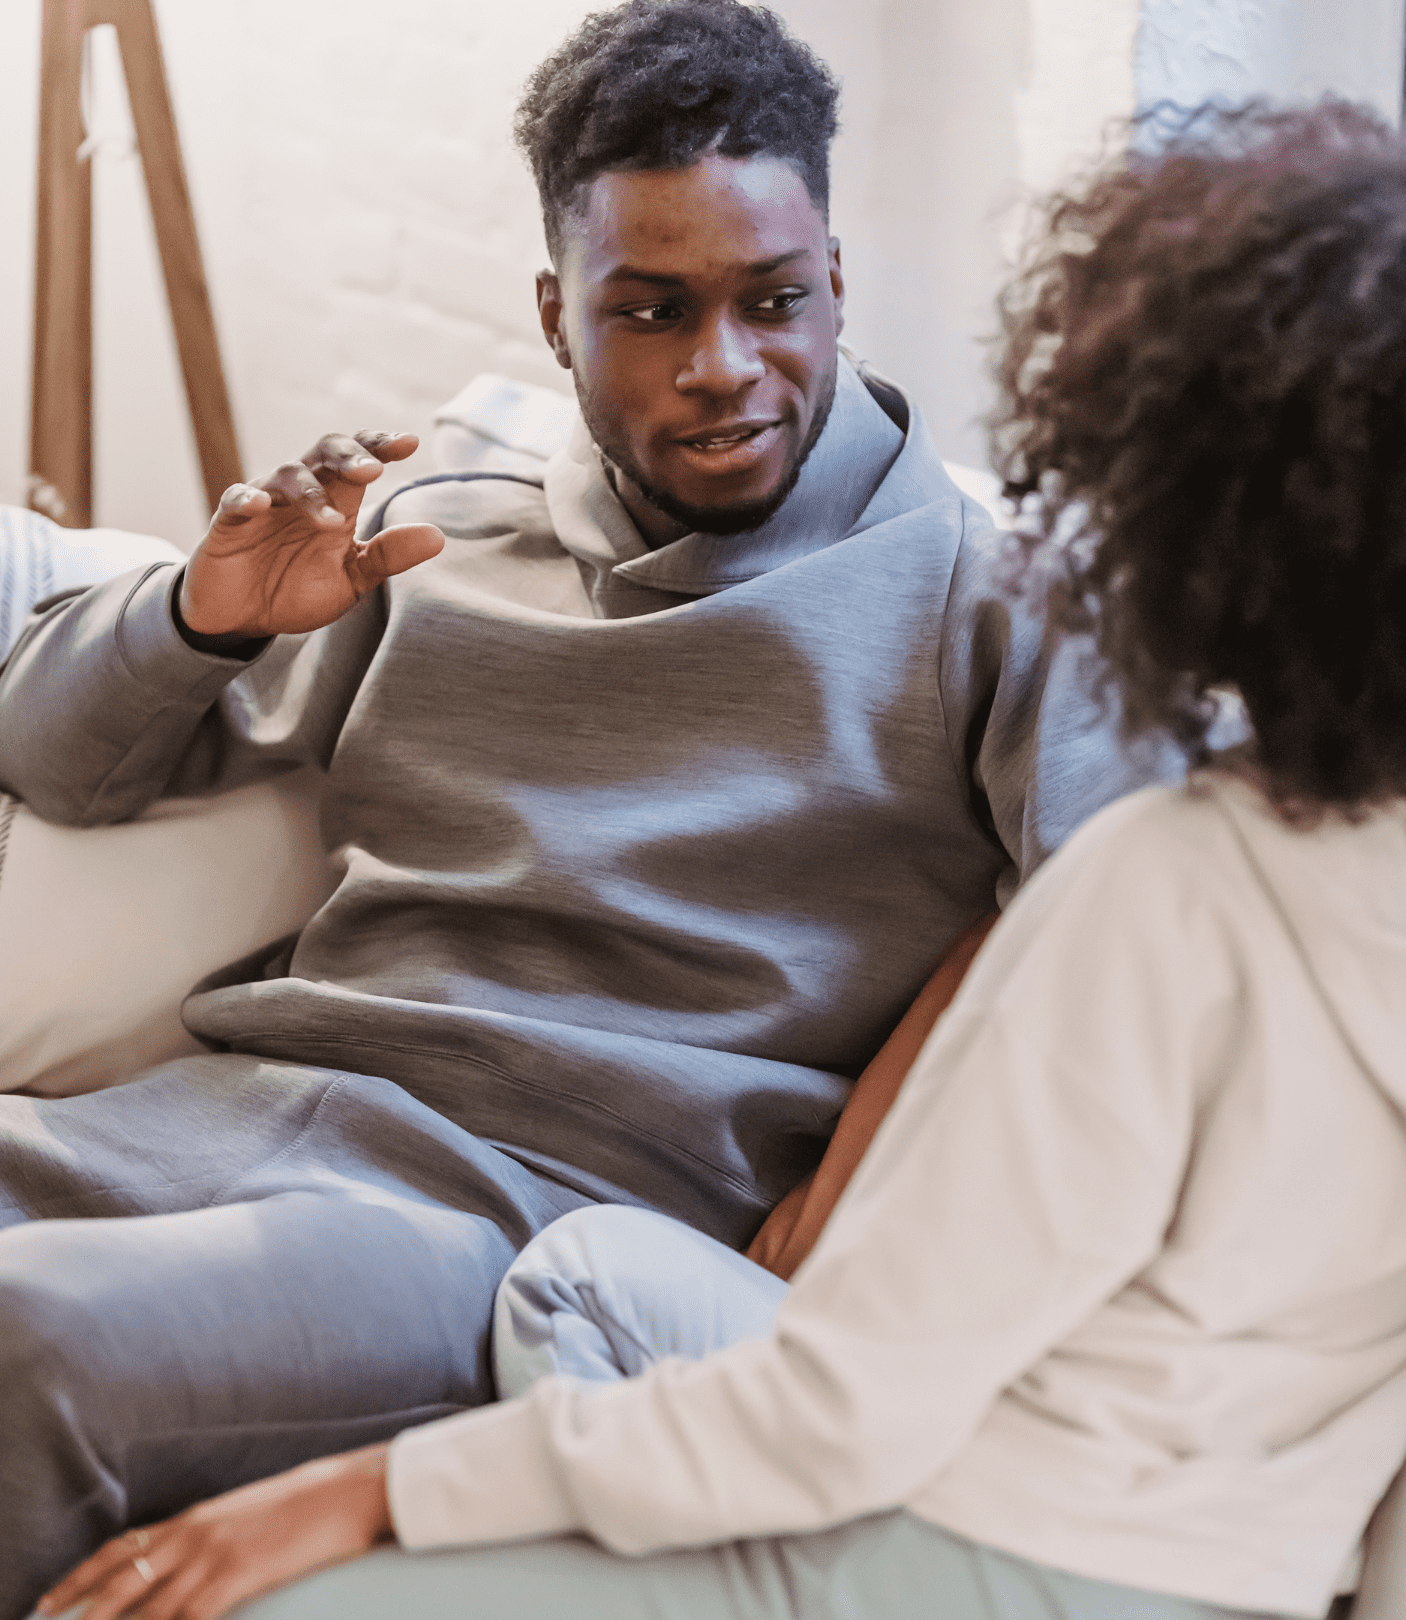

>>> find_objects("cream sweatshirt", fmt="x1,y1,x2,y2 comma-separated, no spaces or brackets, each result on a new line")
388,773,1406,1619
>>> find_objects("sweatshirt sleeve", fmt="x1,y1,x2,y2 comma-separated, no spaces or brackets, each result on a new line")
936,524,1187,901
386,794,1236,1556
0,562,384,825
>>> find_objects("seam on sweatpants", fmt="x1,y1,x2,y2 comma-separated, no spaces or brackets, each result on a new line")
0,1077,355,1222
1,1168,314,1224
220,1031,762,1199
202,1074,348,1208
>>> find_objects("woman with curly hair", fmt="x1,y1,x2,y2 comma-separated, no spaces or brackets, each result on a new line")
43,101,1406,1620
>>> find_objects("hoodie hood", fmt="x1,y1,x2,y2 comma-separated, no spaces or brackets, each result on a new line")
541,352,947,616
1209,773,1406,1113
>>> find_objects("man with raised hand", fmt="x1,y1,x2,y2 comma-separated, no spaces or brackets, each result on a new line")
0,3,1175,1614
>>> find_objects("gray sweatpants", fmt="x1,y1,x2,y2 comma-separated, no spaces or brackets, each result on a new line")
232,1206,1283,1620
0,1056,590,1620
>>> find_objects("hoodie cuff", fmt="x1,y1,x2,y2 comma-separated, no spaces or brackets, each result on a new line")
113,564,271,698
387,1395,582,1551
169,567,271,660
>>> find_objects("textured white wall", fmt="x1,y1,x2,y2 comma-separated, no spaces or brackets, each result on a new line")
0,5,41,526
0,0,596,545
1137,0,1405,120
776,0,1143,465
0,0,1401,544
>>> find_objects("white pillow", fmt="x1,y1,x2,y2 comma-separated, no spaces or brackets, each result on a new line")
0,771,337,1096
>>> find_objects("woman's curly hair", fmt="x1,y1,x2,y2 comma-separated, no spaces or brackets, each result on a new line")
515,0,838,263
993,100,1406,814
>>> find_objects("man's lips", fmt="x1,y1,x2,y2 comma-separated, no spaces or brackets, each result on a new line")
673,419,779,451
669,420,784,477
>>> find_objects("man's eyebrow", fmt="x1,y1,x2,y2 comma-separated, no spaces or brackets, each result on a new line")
745,250,810,275
602,267,688,288
601,249,812,287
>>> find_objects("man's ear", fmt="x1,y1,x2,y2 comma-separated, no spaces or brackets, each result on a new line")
828,237,845,339
537,271,573,370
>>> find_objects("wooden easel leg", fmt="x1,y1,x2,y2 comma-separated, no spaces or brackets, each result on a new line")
104,0,243,511
29,0,93,529
29,0,242,530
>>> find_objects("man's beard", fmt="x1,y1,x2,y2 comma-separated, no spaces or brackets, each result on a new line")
582,361,837,536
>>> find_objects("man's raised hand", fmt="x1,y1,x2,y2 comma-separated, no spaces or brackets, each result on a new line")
179,430,445,639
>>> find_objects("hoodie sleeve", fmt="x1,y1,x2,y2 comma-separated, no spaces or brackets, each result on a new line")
0,562,384,826
935,520,1186,901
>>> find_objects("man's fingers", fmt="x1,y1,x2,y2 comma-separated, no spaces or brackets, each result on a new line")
299,430,418,485
353,428,419,464
262,461,343,526
213,484,273,526
355,523,445,585
302,433,387,491
243,430,417,529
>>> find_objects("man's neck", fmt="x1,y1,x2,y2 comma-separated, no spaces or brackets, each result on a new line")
605,464,691,550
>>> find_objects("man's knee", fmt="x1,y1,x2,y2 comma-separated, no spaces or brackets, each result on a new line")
0,1246,115,1433
496,1206,690,1331
493,1206,692,1395
492,1205,787,1398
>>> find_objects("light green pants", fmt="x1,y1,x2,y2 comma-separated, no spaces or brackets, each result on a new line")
231,1509,1278,1620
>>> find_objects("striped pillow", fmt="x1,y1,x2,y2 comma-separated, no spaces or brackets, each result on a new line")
0,505,185,659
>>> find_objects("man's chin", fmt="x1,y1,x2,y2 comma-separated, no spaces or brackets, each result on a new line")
636,479,797,536
586,360,838,539
631,427,824,535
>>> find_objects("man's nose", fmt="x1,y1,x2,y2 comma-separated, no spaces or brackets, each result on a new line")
676,316,767,395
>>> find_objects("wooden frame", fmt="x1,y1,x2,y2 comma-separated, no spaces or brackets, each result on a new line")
30,0,241,528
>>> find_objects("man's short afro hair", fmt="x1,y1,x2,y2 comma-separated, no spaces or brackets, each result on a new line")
515,0,839,262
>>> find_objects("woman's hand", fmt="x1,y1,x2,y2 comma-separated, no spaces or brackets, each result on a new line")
38,1442,395,1620
179,429,445,639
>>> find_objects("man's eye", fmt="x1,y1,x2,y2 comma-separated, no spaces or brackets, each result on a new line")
626,304,682,323
754,292,804,314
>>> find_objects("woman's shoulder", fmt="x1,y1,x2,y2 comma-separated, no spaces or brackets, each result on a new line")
1085,769,1406,884
1025,766,1406,960
1029,774,1253,907
957,778,1251,1018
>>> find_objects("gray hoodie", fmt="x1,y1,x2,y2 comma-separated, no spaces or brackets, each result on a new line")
0,362,1179,1241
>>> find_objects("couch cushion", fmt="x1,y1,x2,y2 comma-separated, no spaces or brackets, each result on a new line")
1,507,341,1096
0,772,336,1096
